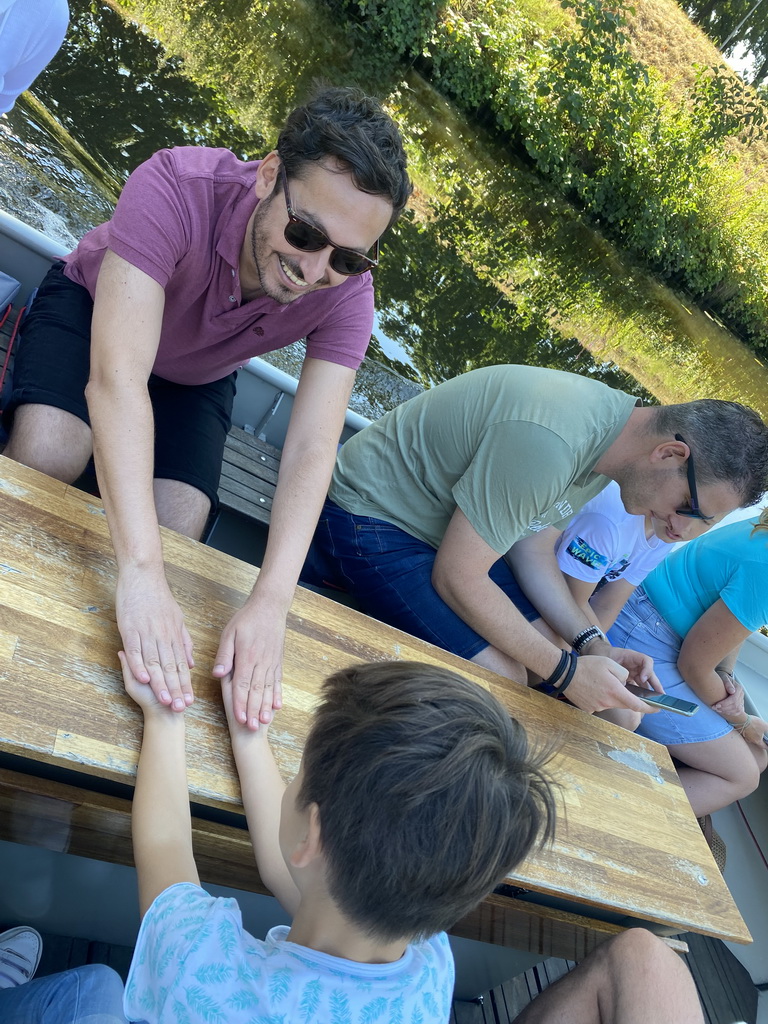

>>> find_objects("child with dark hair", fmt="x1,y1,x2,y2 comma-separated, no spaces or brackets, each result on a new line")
121,658,554,1021
121,656,705,1023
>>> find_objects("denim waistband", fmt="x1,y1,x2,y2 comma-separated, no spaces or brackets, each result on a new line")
631,585,682,644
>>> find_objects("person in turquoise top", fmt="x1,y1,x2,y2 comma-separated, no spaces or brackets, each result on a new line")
608,510,768,818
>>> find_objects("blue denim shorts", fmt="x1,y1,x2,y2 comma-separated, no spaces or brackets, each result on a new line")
608,587,732,746
302,500,540,660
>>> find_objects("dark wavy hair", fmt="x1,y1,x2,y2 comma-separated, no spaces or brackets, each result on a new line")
277,85,412,227
649,400,768,507
298,661,556,942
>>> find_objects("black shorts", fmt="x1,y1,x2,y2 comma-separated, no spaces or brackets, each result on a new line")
3,261,236,510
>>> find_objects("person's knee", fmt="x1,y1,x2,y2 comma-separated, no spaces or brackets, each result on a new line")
6,405,91,482
737,759,761,798
606,927,668,963
71,963,125,1015
596,707,642,731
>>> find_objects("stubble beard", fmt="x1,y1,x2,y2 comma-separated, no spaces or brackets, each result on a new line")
249,204,306,306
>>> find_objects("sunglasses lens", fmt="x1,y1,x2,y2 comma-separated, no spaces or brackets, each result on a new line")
330,250,372,276
284,219,327,253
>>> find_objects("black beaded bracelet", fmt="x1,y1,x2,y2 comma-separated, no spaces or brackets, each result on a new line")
552,650,578,695
571,625,605,654
542,650,569,689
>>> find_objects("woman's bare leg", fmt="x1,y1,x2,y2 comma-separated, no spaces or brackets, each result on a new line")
669,730,761,817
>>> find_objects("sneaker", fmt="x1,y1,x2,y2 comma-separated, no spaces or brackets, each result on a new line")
0,926,43,988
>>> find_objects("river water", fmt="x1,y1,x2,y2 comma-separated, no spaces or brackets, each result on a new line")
2,0,768,419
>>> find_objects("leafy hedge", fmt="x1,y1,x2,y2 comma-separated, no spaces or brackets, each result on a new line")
331,0,768,350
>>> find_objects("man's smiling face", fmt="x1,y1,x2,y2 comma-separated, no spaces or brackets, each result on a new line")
243,152,393,305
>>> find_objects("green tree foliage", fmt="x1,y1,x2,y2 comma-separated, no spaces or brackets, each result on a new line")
33,0,263,179
328,0,768,351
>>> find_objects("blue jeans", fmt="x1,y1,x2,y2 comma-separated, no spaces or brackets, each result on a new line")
608,587,732,746
303,500,540,660
0,964,127,1023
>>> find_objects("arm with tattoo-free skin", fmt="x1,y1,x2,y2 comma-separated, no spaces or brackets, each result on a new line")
121,652,199,918
586,578,637,632
433,509,656,715
678,602,768,748
212,357,356,731
87,251,195,714
506,529,660,691
220,675,300,915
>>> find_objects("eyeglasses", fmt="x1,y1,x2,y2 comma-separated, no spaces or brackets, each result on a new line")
675,433,715,521
278,166,379,277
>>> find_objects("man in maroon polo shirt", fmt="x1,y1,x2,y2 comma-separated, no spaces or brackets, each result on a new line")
3,86,411,728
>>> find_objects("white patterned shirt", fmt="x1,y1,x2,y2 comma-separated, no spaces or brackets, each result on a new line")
124,883,454,1024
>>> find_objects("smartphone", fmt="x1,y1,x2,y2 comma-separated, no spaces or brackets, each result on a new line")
625,684,699,717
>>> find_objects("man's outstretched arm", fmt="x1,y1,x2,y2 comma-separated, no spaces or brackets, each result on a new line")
213,356,356,730
87,250,195,714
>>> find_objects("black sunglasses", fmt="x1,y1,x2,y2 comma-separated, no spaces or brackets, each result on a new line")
675,433,715,521
278,166,379,277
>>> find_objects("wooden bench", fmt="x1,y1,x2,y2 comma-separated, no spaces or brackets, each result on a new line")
217,425,281,526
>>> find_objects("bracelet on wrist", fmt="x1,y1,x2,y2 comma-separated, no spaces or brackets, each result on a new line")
736,714,752,736
552,650,578,696
571,625,607,654
542,650,569,689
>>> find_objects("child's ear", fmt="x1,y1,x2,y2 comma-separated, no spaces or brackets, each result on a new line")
289,804,323,869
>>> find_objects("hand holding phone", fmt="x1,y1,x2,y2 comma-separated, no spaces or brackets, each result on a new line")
625,683,699,717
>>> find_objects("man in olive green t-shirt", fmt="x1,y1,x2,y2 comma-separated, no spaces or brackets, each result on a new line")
304,365,768,713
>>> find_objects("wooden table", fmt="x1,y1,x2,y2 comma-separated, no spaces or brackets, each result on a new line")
0,456,750,961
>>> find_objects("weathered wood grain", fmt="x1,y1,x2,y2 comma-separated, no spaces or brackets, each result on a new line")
0,456,751,950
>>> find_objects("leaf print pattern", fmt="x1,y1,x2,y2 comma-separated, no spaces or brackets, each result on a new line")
194,963,235,986
172,998,192,1024
185,984,227,1023
422,990,441,1019
388,994,404,1024
360,995,388,1022
299,978,321,1022
217,916,239,959
226,987,260,1010
268,966,292,1003
330,988,352,1024
124,885,454,1024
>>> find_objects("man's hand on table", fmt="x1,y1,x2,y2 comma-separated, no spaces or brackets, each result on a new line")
212,597,285,730
565,655,660,715
119,650,181,721
116,568,195,712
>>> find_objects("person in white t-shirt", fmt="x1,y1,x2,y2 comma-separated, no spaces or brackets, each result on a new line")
553,480,684,632
504,480,710,727
507,480,709,648
0,0,69,114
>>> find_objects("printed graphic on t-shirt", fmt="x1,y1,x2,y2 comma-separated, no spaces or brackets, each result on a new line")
526,499,575,534
604,558,631,581
565,536,610,570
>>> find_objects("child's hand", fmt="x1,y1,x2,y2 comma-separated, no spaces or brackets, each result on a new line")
220,673,271,738
119,651,177,717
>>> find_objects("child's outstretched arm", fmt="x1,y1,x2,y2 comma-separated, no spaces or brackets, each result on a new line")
221,676,300,916
122,652,200,916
